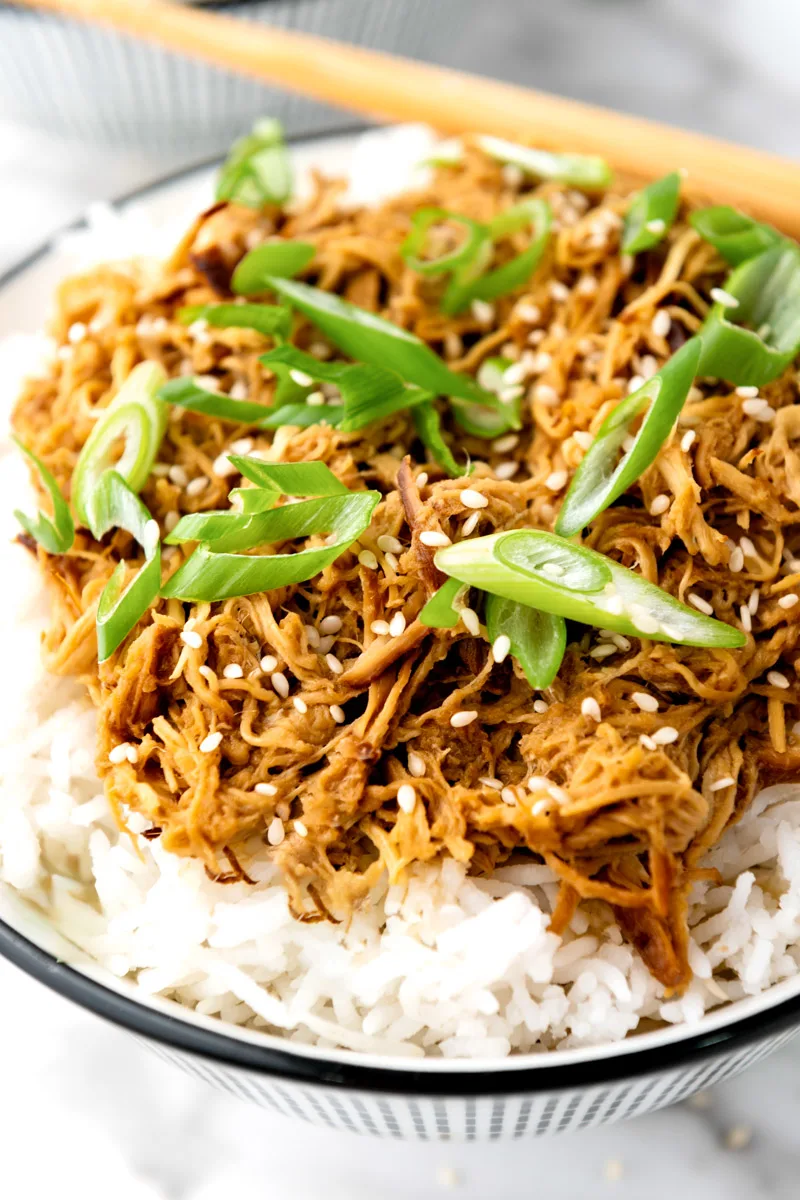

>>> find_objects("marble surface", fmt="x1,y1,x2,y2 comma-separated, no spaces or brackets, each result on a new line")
2,1,800,1195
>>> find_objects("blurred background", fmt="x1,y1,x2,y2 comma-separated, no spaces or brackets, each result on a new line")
2,0,800,1196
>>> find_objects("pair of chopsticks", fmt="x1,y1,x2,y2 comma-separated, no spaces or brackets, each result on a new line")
16,0,800,237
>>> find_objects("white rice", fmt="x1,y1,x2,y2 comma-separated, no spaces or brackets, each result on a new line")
2,147,800,1059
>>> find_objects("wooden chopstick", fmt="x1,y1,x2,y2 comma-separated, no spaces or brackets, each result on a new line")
17,0,800,237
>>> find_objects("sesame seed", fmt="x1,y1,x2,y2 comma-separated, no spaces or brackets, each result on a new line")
289,368,314,387
325,653,344,675
370,620,390,636
533,699,549,714
318,636,336,655
198,665,216,683
652,725,679,745
57,345,73,361
534,384,559,406
229,437,253,455
688,593,714,615
501,786,518,805
738,537,755,558
492,634,511,663
267,817,285,846
294,820,308,838
109,743,133,765
645,218,666,236
292,696,308,714
185,476,208,497
545,469,568,491
222,664,244,679
212,453,237,477
740,605,752,633
710,776,736,792
548,784,570,805
735,385,760,398
767,670,790,689
650,493,670,516
748,589,760,615
168,464,188,487
377,534,403,555
319,615,343,635
494,460,519,481
530,351,552,373
358,550,379,570
450,710,478,728
627,374,645,394
573,430,594,451
304,625,321,649
416,472,429,488
621,434,636,453
255,781,277,796
480,776,503,791
460,488,488,510
180,630,203,650
779,593,799,609
68,322,87,344
493,433,519,454
462,511,481,536
408,752,426,778
460,607,480,636
397,783,417,814
590,644,617,659
577,274,598,296
471,299,495,325
681,430,696,452
164,510,180,533
384,551,399,572
329,704,346,723
742,397,769,417
420,531,451,548
550,280,570,302
710,287,739,308
651,310,672,338
200,731,223,754
581,696,602,722
271,671,290,698
639,734,657,750
306,390,325,407
515,302,541,324
260,654,278,673
632,691,659,712
499,384,524,405
389,612,407,638
502,361,528,386
729,546,745,573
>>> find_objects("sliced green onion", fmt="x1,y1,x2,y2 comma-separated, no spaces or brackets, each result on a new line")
419,577,465,628
622,172,681,255
72,362,167,531
178,303,291,342
556,339,701,537
257,402,344,429
88,471,161,662
443,197,551,315
401,208,490,277
13,437,74,554
485,594,566,689
413,403,465,478
689,206,783,266
477,135,612,190
162,490,379,602
435,529,745,649
159,377,271,425
229,457,348,495
697,243,800,385
232,241,316,295
260,346,433,431
216,117,292,210
452,356,521,439
262,277,496,407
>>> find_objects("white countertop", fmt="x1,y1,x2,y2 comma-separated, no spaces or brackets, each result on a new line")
2,1,800,1195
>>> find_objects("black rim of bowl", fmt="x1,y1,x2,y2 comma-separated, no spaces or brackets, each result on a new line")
1,126,800,1097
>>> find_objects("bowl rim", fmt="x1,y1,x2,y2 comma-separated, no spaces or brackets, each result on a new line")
2,126,800,1097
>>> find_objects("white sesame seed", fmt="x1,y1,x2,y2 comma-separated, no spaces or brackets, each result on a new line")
756,405,776,423
389,612,407,638
492,634,511,663
180,630,203,650
319,615,343,635
255,781,277,796
420,531,451,548
471,299,495,325
480,776,503,791
358,550,379,570
779,593,799,610
267,817,285,846
740,605,752,633
499,384,524,405
460,488,488,510
416,472,429,488
545,469,568,492
450,710,478,728
493,433,519,454
168,464,188,487
577,274,598,296
407,752,426,778
370,620,390,636
632,691,659,712
185,476,209,497
271,671,290,698
68,322,87,344
212,453,236,477
534,384,559,406
125,744,139,764
742,397,769,418
645,218,666,235
502,361,528,387
650,494,670,516
304,625,321,650
57,345,73,361
590,644,617,659
460,607,480,636
681,430,696,452
397,783,417,814
325,653,343,675
305,390,325,407
530,351,552,374
688,593,714,615
164,510,181,534
550,280,570,302
748,589,760,615
710,287,739,308
377,535,403,555
500,786,518,805
548,784,570,805
734,385,759,400
328,705,345,725
187,319,209,339
652,725,679,745
627,374,645,394
384,551,399,572
292,820,307,838
515,302,541,324
222,664,244,679
109,743,133,765
229,437,253,455
292,696,308,715
639,734,657,750
621,435,636,453
710,776,736,792
573,430,594,451
493,460,519,481
533,699,549,714
200,731,223,754
729,546,745,573
198,665,216,683
767,670,790,689
289,368,314,387
581,696,602,722
259,654,278,673
317,635,335,654
462,511,481,536
651,310,672,338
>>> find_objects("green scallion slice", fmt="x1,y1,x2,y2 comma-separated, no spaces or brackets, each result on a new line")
622,172,681,255
689,206,783,266
216,118,292,210
485,594,566,689
477,135,612,190
13,437,75,555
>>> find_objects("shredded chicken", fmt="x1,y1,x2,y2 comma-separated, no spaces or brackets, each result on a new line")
12,141,800,991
